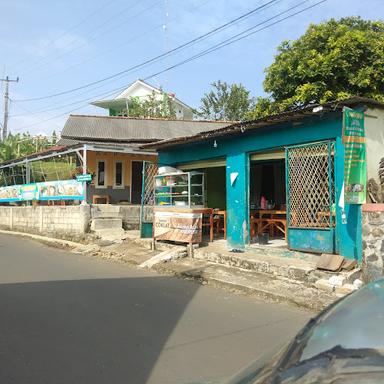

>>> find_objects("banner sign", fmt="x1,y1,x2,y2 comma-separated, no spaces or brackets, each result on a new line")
154,211,202,243
0,185,22,202
0,179,85,203
76,173,92,182
343,107,366,204
37,180,84,201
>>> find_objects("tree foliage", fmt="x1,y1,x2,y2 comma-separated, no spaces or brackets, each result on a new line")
248,17,384,119
199,80,254,121
122,91,176,118
0,133,53,163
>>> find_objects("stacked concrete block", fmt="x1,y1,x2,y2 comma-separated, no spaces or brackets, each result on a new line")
362,209,384,282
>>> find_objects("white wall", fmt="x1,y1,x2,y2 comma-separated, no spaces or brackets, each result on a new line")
365,107,384,184
117,82,193,119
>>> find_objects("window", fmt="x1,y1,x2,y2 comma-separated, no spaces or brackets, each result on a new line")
97,161,106,187
114,161,123,188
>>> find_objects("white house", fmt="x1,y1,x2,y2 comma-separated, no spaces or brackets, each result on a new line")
91,79,193,120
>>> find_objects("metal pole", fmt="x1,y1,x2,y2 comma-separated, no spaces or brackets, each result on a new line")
82,145,87,204
2,78,9,141
1,76,19,141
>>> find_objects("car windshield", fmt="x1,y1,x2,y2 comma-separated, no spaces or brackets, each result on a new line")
298,280,384,362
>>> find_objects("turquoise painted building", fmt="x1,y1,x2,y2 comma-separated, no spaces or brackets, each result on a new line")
147,98,384,261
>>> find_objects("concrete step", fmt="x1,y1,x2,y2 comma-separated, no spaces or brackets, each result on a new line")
153,259,337,312
91,205,121,219
193,245,360,286
194,247,317,283
91,218,123,231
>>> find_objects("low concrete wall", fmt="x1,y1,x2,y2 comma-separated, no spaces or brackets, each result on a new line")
119,205,153,229
0,205,91,241
0,204,153,238
362,204,384,282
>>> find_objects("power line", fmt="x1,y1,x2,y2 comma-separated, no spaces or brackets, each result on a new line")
11,0,314,118
14,0,280,102
12,0,327,132
145,0,324,81
9,0,216,117
19,0,158,78
9,99,62,130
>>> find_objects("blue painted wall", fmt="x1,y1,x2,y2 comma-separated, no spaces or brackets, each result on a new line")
226,153,249,250
158,113,362,260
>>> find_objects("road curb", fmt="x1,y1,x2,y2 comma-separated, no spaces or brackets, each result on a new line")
0,229,87,251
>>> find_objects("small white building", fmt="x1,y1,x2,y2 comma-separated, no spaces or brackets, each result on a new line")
91,79,193,120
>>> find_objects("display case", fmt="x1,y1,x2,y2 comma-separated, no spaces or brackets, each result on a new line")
154,171,204,208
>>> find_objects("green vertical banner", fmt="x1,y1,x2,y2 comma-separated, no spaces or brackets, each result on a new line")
343,107,366,204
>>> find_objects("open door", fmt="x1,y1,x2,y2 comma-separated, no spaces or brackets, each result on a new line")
131,161,144,204
286,141,336,254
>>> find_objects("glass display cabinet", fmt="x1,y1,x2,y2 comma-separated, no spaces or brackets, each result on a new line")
154,171,204,208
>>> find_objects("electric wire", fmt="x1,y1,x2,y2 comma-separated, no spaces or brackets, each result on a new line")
12,0,327,132
19,0,161,77
14,0,280,102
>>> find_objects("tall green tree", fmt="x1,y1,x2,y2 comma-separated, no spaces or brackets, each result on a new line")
248,17,384,118
199,81,254,121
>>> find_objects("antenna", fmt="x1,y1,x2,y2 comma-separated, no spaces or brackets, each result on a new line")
163,0,169,89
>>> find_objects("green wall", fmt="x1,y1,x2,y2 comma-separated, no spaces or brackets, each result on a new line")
206,167,226,209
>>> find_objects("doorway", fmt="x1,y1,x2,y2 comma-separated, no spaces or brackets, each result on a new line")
131,161,143,204
249,150,287,245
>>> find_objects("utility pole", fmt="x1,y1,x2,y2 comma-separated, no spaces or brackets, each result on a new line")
1,76,19,142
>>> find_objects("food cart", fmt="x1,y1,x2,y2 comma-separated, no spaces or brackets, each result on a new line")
153,171,209,244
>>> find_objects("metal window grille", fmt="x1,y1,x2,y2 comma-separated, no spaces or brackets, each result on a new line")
287,142,335,229
141,162,158,206
140,161,158,227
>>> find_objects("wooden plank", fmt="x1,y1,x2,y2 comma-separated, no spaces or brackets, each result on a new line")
316,253,345,272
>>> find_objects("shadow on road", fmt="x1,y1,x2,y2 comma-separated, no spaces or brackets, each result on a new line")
0,276,199,384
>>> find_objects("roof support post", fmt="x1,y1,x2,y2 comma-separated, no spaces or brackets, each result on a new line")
25,161,30,184
82,144,88,205
226,152,250,250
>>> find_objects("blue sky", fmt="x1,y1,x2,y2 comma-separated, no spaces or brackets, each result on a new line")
1,0,383,136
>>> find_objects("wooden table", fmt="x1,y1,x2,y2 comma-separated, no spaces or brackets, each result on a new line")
253,209,287,240
258,209,287,218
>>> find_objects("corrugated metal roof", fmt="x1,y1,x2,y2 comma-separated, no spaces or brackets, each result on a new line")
60,115,233,143
143,97,384,150
56,137,143,149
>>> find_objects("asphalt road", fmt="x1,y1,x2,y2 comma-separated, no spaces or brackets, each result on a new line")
0,233,311,384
